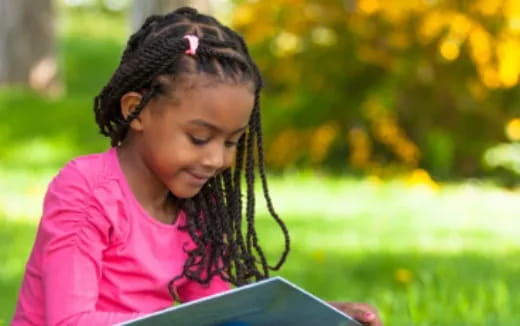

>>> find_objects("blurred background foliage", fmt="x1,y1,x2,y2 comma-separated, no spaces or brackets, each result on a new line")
1,0,520,325
0,0,519,184
230,0,520,184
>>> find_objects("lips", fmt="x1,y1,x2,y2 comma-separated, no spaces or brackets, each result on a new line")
186,171,213,184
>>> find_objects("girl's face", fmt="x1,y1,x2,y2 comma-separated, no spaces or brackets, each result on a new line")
130,76,255,198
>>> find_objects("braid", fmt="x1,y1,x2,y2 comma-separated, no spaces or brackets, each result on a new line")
94,6,290,300
244,125,267,279
252,95,291,270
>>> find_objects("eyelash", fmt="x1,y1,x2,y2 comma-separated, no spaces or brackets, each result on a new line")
189,136,208,145
224,140,238,147
189,136,238,148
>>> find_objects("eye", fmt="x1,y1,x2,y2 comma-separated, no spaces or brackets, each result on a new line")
224,140,238,148
189,135,209,146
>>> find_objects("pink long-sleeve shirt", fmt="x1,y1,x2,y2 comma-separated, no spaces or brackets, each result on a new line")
12,147,229,326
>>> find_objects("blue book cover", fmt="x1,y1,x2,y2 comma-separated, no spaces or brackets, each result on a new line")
117,276,363,326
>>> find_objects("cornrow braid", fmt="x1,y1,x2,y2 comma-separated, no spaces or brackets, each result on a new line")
94,6,290,300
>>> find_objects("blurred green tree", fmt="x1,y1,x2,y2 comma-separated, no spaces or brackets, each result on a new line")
231,0,520,180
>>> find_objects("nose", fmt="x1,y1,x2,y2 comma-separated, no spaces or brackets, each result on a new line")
202,143,227,171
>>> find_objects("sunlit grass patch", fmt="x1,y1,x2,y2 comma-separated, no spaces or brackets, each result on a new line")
0,168,54,221
256,174,520,252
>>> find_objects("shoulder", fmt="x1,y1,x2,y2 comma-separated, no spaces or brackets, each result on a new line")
38,150,125,256
42,148,126,233
45,149,117,206
50,148,117,191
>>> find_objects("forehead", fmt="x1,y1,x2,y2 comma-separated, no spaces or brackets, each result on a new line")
165,73,255,95
157,74,255,129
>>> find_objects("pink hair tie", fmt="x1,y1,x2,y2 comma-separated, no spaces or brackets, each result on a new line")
184,35,199,55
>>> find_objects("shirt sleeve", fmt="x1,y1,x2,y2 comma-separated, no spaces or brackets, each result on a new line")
39,163,144,326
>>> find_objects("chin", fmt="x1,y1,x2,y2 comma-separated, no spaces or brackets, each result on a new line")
170,186,204,199
174,192,200,199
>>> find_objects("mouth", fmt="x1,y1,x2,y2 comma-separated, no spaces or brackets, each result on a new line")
186,171,213,185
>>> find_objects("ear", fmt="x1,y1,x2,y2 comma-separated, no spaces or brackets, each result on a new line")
120,92,145,131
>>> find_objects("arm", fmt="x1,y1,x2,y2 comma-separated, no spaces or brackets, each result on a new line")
40,166,145,326
42,232,146,325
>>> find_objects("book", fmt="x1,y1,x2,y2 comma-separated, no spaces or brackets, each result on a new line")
116,276,363,326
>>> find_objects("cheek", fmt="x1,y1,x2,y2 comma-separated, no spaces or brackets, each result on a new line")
156,144,199,171
144,132,191,170
223,148,237,168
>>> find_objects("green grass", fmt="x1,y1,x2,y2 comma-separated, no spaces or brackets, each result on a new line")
1,8,520,326
253,176,520,325
0,218,37,324
2,168,519,325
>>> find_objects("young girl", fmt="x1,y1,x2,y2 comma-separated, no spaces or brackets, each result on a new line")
12,7,381,326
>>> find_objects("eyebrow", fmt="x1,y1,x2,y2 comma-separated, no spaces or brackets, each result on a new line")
188,119,248,134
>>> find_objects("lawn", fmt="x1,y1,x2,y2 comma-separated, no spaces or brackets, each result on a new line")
1,168,519,325
1,8,519,326
255,176,520,325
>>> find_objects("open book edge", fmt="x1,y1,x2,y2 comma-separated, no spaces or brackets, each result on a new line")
116,276,363,326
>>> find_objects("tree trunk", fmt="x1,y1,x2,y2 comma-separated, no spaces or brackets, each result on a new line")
131,0,212,32
0,0,60,95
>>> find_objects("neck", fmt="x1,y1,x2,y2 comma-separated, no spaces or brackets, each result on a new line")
116,140,177,222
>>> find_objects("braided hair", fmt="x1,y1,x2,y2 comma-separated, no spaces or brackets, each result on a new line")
93,7,290,300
